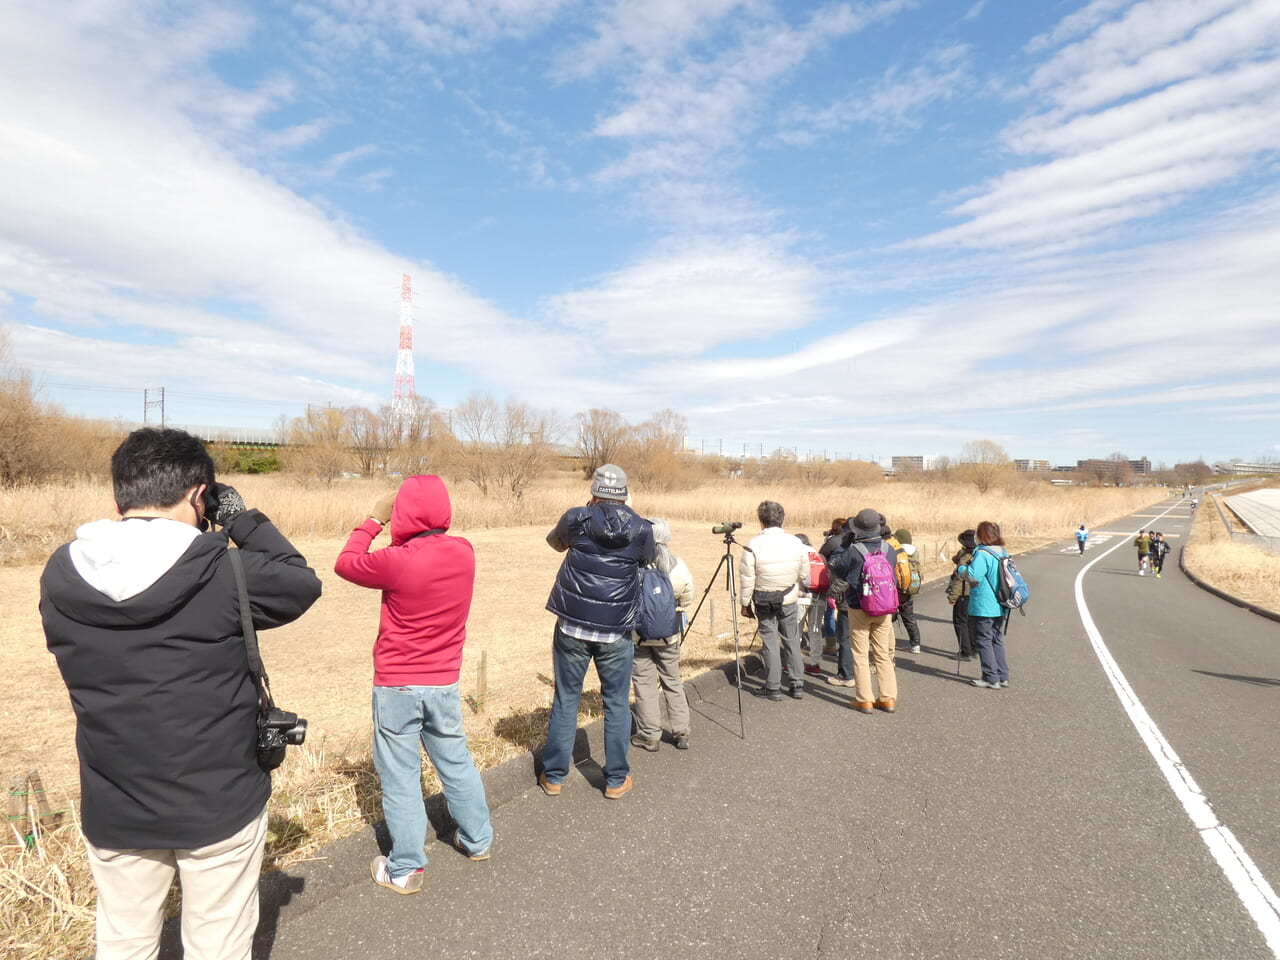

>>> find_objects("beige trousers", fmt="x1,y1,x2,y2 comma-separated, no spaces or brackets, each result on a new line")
85,804,269,960
849,608,897,702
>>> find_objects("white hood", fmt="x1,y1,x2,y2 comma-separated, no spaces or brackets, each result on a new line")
900,542,917,557
70,518,202,602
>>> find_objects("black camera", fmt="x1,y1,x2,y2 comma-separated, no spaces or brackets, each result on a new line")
257,706,307,772
711,521,742,534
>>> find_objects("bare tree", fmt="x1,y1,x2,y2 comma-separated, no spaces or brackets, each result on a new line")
346,405,393,476
958,439,1012,494
1108,451,1134,486
454,392,555,498
575,408,630,477
626,409,691,491
284,406,350,484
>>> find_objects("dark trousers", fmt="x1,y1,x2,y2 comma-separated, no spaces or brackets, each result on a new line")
894,595,920,647
952,596,974,656
833,607,852,679
972,615,1009,683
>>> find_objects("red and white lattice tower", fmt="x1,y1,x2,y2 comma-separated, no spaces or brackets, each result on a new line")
391,273,416,423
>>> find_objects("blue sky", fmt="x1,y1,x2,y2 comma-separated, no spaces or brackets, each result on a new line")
2,0,1279,467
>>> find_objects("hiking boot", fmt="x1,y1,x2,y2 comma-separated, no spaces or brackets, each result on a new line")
673,734,690,750
803,664,823,676
604,776,634,799
970,679,998,689
537,772,562,796
851,700,874,714
451,831,490,862
370,856,423,895
788,686,805,700
826,675,855,687
630,734,660,752
754,686,784,701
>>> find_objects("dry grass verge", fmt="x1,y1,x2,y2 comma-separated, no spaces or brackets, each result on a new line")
1183,493,1280,617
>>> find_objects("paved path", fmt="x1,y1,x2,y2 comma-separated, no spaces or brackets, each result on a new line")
1226,489,1280,538
254,498,1280,960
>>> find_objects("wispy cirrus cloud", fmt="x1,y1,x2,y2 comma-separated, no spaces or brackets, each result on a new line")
911,0,1280,253
775,44,971,145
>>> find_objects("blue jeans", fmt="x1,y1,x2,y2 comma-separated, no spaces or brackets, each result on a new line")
372,684,493,877
971,616,1010,684
542,625,634,788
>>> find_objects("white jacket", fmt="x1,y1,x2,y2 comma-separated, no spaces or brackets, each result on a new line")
739,526,809,604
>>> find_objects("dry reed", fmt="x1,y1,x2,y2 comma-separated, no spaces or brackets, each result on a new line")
1183,491,1280,615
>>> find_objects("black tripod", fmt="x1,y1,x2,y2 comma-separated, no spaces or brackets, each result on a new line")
683,526,751,739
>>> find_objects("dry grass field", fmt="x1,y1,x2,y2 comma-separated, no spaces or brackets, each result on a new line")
1,472,1164,956
1183,489,1280,616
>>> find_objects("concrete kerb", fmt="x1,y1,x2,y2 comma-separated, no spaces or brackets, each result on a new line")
1177,544,1280,626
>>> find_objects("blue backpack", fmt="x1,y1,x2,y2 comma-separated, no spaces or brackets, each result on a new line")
979,546,1029,614
635,566,682,641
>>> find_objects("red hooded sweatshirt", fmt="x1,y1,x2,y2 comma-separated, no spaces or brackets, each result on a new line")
334,475,474,686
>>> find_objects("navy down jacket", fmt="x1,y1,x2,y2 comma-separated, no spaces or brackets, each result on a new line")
546,500,657,631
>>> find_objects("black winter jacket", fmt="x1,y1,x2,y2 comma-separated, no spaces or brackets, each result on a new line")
545,501,656,631
828,535,899,612
41,510,321,849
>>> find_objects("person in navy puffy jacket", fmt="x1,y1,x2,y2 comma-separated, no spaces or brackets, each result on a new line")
541,464,656,800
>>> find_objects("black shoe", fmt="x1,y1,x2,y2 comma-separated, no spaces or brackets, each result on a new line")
957,654,973,661
788,686,805,700
673,734,690,750
755,687,784,701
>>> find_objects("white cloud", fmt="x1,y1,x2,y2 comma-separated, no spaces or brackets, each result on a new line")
0,0,580,405
545,236,824,356
293,0,574,59
585,0,917,225
912,0,1280,253
776,44,970,144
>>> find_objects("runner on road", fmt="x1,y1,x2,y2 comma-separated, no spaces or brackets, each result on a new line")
1150,532,1169,579
1134,530,1152,576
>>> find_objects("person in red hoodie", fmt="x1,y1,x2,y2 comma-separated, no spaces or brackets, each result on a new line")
335,475,492,895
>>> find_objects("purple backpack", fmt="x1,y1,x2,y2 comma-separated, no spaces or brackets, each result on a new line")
854,543,900,616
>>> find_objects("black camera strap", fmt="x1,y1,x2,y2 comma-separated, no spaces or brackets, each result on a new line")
228,548,274,704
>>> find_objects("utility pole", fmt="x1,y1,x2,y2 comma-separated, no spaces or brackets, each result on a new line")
143,387,165,427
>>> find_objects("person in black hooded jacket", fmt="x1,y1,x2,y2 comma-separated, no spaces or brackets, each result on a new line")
40,428,321,960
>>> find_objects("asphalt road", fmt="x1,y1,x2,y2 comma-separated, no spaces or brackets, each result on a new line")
256,496,1279,960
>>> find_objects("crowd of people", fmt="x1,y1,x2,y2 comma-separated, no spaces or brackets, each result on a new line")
40,431,1029,956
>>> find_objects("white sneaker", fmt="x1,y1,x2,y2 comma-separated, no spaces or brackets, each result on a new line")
370,856,424,895
1138,570,1144,576
910,644,921,653
826,675,855,687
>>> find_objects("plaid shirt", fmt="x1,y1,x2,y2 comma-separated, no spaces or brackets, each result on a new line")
558,618,627,645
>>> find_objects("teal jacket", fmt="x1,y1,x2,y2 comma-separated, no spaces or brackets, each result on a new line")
958,546,1007,618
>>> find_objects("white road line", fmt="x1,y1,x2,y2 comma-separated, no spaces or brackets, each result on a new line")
1074,503,1280,956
